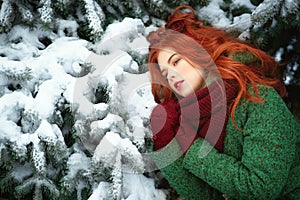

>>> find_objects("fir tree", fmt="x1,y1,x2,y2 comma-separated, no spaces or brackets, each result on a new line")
0,0,299,199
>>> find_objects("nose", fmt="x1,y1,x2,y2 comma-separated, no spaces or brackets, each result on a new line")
166,68,176,81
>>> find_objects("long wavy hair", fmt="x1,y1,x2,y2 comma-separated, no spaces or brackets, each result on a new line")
147,5,285,124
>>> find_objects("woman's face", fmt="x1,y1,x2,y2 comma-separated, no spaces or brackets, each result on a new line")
157,49,205,97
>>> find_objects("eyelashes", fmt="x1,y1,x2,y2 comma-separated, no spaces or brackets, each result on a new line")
172,58,180,66
159,56,182,80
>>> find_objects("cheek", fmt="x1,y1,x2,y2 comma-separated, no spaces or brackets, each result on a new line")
190,70,205,88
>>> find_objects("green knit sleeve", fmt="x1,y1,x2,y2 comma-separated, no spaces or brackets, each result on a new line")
150,139,223,200
183,86,299,199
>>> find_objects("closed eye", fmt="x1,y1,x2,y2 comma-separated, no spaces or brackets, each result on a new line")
172,58,181,66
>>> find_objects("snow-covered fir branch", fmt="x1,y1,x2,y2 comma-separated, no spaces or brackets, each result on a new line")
0,0,13,30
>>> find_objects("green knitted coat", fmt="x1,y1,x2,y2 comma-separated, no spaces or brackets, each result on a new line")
151,85,300,200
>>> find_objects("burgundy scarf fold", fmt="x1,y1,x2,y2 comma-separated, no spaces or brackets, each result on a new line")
175,80,238,153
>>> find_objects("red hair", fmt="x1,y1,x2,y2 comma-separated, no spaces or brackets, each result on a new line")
147,6,286,124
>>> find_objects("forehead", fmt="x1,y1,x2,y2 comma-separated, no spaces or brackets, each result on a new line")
157,49,176,65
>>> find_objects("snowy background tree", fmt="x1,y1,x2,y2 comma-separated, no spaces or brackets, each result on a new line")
0,0,299,199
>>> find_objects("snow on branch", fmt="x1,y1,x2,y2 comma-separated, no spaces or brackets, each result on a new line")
82,0,105,41
0,0,13,30
252,0,299,25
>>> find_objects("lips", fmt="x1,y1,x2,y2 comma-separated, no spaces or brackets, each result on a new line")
174,80,184,90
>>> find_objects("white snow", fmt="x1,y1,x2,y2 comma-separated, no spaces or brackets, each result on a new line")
0,118,22,140
232,0,256,10
93,131,145,173
87,181,111,200
123,173,166,200
100,18,144,43
198,0,231,28
35,120,64,142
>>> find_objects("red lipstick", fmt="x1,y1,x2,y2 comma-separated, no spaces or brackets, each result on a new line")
174,80,184,90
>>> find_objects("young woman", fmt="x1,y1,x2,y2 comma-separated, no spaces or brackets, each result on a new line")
147,6,300,200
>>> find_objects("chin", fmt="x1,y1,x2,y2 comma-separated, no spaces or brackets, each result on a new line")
179,90,193,98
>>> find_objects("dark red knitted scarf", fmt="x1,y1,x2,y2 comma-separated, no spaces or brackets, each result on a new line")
175,80,238,153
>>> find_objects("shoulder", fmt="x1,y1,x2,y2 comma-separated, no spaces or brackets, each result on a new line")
256,84,281,99
234,85,300,134
239,84,285,111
